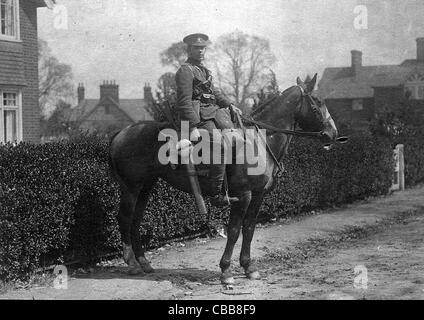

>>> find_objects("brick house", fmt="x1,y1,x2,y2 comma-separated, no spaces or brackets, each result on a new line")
68,81,154,133
318,38,424,131
0,0,53,144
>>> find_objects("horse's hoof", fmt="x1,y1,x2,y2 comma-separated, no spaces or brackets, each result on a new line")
220,275,235,285
246,271,261,280
137,257,155,273
141,264,155,273
127,265,143,275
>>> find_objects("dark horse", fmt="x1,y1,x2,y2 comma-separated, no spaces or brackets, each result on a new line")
109,74,343,284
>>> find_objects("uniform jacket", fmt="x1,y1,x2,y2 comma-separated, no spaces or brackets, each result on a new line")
175,58,232,129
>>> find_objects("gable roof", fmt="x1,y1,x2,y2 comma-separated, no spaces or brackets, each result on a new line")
119,99,153,121
68,97,153,123
68,99,98,122
318,60,424,99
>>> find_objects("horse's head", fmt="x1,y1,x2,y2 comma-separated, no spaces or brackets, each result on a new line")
294,74,347,146
251,74,348,147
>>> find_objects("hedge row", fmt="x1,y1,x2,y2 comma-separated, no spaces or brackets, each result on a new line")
0,132,396,280
260,133,394,219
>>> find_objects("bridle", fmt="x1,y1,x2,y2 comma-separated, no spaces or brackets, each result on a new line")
241,85,329,139
238,85,334,178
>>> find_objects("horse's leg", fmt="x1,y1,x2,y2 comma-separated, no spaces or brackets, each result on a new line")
219,190,252,284
131,179,157,273
240,191,265,280
118,186,143,275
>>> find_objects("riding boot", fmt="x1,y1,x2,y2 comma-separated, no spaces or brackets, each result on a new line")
209,163,239,207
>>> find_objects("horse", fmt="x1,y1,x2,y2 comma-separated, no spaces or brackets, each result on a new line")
109,74,345,284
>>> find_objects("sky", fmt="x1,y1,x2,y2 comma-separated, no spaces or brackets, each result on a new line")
38,0,424,102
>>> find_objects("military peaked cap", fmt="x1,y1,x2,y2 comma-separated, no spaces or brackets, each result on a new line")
183,33,209,47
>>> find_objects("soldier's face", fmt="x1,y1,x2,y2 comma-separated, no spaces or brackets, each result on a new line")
188,46,207,61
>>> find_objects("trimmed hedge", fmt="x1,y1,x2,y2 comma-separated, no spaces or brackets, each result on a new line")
260,133,394,219
0,132,395,280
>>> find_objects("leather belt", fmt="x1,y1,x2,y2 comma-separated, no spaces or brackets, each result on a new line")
194,93,216,105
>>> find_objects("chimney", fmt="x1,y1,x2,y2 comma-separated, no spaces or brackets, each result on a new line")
351,50,362,76
100,80,119,103
77,83,85,104
417,38,424,62
144,83,153,104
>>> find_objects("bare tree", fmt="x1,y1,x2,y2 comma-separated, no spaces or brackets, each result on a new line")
159,41,187,71
40,100,74,138
157,72,177,101
252,68,280,112
209,31,276,112
39,39,74,117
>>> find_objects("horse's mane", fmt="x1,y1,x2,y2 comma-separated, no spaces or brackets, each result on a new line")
251,86,297,119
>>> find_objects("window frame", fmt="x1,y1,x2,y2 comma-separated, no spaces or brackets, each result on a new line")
405,73,424,100
0,0,20,42
0,88,23,144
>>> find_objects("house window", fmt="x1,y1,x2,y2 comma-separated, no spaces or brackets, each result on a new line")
405,73,424,100
104,105,110,115
405,84,424,100
0,0,19,40
352,99,363,111
0,90,22,144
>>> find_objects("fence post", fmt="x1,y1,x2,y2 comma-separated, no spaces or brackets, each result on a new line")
391,144,405,192
398,144,405,191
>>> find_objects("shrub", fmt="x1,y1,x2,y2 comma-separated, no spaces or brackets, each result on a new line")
0,134,227,280
259,133,394,220
0,136,117,280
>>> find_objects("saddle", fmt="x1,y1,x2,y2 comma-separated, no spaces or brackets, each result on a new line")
153,99,237,130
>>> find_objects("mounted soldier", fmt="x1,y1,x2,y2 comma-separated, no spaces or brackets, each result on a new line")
109,34,346,279
175,33,243,207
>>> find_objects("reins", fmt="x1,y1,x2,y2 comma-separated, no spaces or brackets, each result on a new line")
239,86,327,178
240,115,325,138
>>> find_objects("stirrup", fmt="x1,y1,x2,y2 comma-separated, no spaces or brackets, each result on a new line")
210,194,239,207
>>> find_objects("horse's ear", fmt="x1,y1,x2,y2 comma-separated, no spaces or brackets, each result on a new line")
306,73,318,93
296,77,303,85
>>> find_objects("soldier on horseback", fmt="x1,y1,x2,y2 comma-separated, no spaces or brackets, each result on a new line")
175,33,242,207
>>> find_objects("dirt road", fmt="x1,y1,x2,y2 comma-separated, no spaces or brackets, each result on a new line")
2,186,424,300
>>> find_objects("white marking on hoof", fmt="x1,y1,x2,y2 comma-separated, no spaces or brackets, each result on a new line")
221,276,235,285
247,271,261,280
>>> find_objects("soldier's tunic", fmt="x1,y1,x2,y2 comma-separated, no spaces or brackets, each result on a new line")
173,33,240,205
175,57,234,133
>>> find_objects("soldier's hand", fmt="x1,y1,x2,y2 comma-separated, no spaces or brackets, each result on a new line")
190,128,201,141
230,104,242,115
